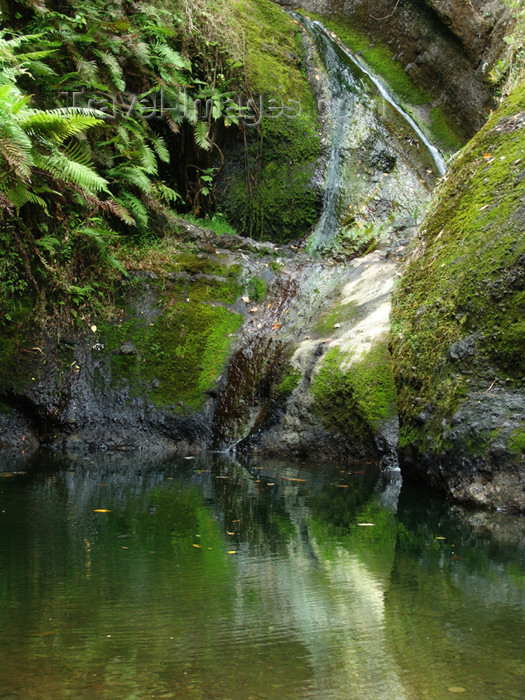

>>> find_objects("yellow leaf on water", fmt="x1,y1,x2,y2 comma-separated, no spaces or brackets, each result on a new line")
94,509,111,513
227,532,235,536
435,536,446,540
227,550,237,554
192,544,202,549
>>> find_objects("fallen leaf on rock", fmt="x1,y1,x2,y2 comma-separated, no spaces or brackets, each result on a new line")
249,306,259,313
272,323,281,330
242,296,250,303
334,323,341,328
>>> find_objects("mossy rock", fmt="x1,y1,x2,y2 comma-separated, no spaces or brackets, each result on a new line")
99,277,244,410
312,340,397,441
391,81,525,463
218,0,322,242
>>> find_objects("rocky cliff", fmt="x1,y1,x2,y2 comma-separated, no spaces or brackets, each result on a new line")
276,0,511,139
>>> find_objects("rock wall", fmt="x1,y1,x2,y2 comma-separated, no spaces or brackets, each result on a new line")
391,81,525,512
276,0,511,138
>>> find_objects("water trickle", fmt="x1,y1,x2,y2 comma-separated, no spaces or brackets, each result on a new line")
293,12,447,253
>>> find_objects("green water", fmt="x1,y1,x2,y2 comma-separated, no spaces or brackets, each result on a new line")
0,452,523,699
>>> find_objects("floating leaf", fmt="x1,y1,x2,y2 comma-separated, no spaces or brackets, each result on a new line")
94,509,111,513
192,544,201,549
435,536,446,540
227,550,236,554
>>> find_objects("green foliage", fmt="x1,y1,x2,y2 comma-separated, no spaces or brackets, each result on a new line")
489,0,525,95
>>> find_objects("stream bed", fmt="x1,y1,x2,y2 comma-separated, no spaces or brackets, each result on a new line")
0,452,523,699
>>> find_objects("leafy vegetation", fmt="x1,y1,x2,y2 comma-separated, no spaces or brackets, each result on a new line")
490,0,525,95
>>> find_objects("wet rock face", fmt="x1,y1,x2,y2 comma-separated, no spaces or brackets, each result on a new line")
276,0,511,137
391,83,525,513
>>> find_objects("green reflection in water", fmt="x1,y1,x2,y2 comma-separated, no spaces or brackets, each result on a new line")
0,453,523,699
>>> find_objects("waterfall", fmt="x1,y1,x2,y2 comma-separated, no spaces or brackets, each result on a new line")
292,12,448,253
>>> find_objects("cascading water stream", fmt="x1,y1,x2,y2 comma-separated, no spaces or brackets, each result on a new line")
292,12,448,253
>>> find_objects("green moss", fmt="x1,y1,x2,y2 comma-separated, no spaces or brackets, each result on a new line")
299,9,428,105
392,82,525,452
221,115,321,243
429,107,464,152
99,280,244,410
234,0,315,106
0,302,38,393
217,0,321,243
313,301,359,337
312,341,397,439
274,366,301,399
508,426,525,454
246,276,268,302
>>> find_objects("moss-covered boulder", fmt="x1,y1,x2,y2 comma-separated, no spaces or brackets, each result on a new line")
391,82,525,512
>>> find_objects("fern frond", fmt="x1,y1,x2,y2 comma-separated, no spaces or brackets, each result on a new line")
116,191,148,227
108,165,152,193
153,181,181,204
94,50,126,91
139,144,158,174
150,134,170,163
194,120,211,151
152,42,189,70
38,151,109,194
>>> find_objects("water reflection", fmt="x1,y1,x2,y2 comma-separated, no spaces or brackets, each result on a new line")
0,452,523,699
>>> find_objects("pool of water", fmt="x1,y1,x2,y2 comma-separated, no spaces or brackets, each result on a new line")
0,451,523,699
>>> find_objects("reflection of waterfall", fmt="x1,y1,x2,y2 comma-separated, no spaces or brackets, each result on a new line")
293,12,446,253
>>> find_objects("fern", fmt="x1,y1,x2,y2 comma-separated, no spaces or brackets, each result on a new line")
38,151,109,194
108,164,152,194
194,120,211,151
117,192,149,228
150,134,170,163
